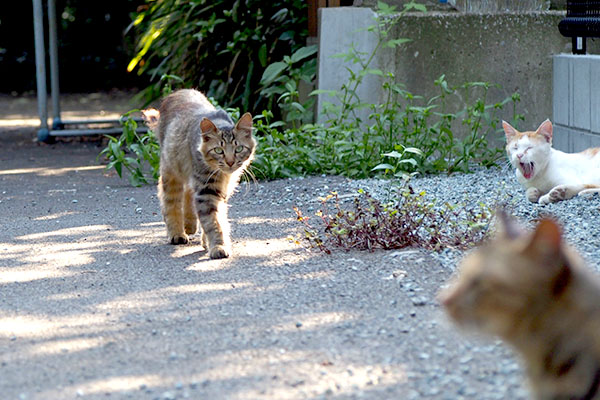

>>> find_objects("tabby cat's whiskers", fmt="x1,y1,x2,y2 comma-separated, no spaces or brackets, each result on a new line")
142,89,256,259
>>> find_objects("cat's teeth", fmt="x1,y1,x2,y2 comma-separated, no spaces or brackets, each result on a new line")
520,162,534,179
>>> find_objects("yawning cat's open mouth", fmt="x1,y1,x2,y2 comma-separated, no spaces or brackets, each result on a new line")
520,162,534,179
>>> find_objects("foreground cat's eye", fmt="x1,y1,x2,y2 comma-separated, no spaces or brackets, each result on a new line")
214,148,224,154
235,145,244,153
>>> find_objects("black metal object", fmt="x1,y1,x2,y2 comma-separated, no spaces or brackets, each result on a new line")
558,1,600,54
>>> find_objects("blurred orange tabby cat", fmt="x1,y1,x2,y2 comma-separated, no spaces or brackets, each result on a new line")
440,211,600,400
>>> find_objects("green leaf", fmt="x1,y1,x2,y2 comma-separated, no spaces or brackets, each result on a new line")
362,68,384,77
372,163,395,171
309,89,338,97
290,45,318,64
114,161,122,178
403,147,424,156
258,44,268,68
404,2,427,12
385,38,411,48
397,158,418,166
260,62,288,85
377,2,397,15
382,150,404,159
290,102,305,112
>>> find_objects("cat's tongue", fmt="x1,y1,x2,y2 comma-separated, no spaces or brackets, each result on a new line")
520,162,534,179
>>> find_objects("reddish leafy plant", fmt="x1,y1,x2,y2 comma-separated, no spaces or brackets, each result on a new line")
294,185,492,253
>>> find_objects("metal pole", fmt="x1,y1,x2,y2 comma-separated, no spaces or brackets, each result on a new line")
47,0,62,129
32,0,49,142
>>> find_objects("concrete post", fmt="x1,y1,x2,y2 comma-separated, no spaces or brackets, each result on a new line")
553,54,600,152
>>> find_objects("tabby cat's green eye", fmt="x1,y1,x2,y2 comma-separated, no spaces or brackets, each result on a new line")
214,148,224,154
235,145,244,153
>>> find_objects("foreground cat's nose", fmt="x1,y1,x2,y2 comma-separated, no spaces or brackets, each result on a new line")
517,153,523,160
438,289,454,308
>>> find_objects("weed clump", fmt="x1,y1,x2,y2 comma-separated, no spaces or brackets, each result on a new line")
295,182,491,253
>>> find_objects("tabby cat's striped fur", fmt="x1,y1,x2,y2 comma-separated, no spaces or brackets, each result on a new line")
143,89,255,259
440,211,600,400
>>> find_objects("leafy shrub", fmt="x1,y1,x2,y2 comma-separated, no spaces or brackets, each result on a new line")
127,0,308,113
99,111,159,187
294,182,492,253
251,1,523,180
259,45,318,128
104,1,523,185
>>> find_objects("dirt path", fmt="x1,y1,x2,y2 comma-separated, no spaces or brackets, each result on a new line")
0,116,527,399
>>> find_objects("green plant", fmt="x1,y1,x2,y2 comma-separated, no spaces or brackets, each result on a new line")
259,45,318,128
294,181,492,253
250,1,523,180
127,0,308,112
104,1,524,186
99,111,160,187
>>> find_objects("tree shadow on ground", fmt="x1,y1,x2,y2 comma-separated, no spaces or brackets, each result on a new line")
0,138,524,399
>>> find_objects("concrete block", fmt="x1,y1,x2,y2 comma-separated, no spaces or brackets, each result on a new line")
589,133,600,149
449,0,549,12
553,55,570,126
316,7,388,124
569,127,592,152
552,123,570,152
390,12,570,130
591,57,600,134
571,57,591,130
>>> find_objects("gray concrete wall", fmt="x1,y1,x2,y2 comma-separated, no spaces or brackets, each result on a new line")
316,7,393,123
449,0,550,12
389,11,574,129
553,54,600,152
316,7,600,135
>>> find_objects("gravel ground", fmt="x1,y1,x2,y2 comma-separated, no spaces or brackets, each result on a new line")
1,131,599,400
347,164,600,273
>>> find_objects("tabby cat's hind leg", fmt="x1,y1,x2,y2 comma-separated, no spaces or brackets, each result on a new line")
158,173,188,244
183,186,198,235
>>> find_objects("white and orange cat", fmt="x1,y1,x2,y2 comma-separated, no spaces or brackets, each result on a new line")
441,210,600,399
503,119,600,204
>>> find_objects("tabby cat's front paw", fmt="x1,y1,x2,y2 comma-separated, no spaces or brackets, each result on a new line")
209,245,230,259
169,233,189,245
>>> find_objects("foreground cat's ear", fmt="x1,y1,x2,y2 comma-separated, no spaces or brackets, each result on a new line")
235,112,253,137
536,119,553,143
200,118,218,138
525,218,562,261
502,121,518,142
495,208,523,239
526,218,572,296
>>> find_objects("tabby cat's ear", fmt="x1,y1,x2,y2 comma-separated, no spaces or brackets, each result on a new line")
200,118,218,138
235,112,253,137
502,121,518,142
536,119,553,143
495,208,523,239
525,218,562,261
